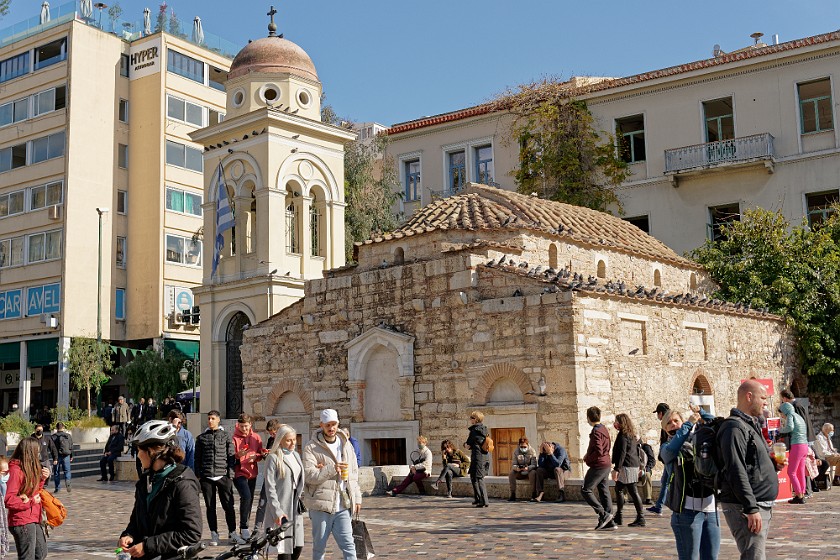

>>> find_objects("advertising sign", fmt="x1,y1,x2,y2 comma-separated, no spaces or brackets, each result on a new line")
26,283,61,317
740,378,775,395
0,289,22,320
128,37,162,80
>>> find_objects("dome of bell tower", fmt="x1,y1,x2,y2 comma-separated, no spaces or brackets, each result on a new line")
228,35,318,83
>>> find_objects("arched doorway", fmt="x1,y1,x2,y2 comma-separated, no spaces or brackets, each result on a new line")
225,312,251,418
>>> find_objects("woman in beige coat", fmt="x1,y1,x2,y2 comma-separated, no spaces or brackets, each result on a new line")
265,424,304,560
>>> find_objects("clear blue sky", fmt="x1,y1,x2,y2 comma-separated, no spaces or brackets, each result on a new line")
4,1,840,126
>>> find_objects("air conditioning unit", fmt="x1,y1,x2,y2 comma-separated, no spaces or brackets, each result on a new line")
48,205,61,220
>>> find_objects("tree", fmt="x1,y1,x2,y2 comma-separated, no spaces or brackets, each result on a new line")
168,8,182,38
344,133,401,260
0,1,11,19
65,337,113,417
493,81,629,212
690,207,840,393
117,347,191,405
154,2,167,33
107,2,122,31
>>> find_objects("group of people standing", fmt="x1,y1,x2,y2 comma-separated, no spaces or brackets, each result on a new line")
115,407,362,560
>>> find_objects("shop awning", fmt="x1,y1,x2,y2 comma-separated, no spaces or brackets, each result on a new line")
163,339,199,359
27,338,59,367
0,342,20,364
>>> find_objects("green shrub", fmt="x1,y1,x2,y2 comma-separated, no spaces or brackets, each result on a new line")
0,413,36,440
49,407,107,431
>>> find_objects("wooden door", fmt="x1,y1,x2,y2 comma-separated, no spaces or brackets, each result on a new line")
491,427,525,476
370,438,406,466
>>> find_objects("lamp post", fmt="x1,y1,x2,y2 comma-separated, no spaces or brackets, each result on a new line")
95,207,109,343
179,355,198,413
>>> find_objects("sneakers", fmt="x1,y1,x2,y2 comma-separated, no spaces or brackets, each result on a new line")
646,506,662,516
446,493,453,498
600,521,617,531
628,517,646,527
229,532,245,544
556,489,565,503
209,531,220,546
614,512,623,526
595,512,614,530
788,496,805,504
66,482,71,493
431,481,439,490
385,490,394,497
241,528,251,540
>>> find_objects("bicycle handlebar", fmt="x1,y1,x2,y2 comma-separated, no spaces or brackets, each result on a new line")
176,542,207,559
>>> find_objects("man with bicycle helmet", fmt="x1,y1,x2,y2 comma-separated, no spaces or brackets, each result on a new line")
118,420,202,559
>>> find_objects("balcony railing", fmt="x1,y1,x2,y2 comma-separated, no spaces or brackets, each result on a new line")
664,133,775,174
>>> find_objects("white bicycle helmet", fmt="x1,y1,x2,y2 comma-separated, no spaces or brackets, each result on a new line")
132,420,177,447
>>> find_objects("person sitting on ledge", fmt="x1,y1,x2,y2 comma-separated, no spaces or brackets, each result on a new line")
386,436,433,497
507,437,537,501
534,441,572,502
431,440,469,498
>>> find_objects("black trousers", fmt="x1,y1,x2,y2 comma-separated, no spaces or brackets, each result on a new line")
200,476,237,533
9,522,47,560
99,454,117,479
470,473,488,505
615,480,643,518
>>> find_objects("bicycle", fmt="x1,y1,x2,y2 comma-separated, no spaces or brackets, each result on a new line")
161,521,290,560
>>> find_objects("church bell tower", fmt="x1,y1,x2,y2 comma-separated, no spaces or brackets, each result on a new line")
190,7,354,419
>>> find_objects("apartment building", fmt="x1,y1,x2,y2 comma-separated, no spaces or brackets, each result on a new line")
387,31,840,256
0,8,233,416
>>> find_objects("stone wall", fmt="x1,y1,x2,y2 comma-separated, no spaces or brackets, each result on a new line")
241,240,795,473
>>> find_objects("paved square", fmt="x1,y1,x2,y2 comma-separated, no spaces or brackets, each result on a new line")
37,480,840,558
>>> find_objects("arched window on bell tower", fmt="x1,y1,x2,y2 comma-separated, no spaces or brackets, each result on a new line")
285,184,300,254
242,181,256,254
310,185,325,258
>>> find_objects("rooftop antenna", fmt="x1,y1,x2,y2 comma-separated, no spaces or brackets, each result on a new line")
750,32,764,46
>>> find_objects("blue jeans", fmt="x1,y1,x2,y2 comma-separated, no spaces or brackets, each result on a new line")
654,462,673,510
309,509,355,560
53,455,71,490
670,509,721,560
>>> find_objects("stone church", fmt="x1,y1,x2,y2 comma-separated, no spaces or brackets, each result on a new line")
240,183,797,474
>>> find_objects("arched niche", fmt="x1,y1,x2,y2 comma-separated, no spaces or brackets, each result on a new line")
487,378,524,404
597,260,606,279
346,326,416,423
654,269,662,287
548,244,558,269
394,247,405,265
689,371,715,414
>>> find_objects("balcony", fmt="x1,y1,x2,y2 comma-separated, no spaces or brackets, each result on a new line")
664,133,775,186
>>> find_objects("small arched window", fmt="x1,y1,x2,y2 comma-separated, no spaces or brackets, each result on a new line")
597,260,606,278
285,186,299,254
690,272,698,291
654,269,662,287
548,244,558,269
394,247,405,264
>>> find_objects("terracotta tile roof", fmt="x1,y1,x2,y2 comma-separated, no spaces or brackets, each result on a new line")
387,30,840,135
482,264,780,321
358,184,699,268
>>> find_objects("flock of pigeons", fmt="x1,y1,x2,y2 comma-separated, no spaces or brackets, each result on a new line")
484,255,769,315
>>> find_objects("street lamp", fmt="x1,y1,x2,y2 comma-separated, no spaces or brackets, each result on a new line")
179,355,198,413
95,207,109,342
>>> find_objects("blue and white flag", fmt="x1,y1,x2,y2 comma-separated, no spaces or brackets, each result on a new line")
212,163,234,278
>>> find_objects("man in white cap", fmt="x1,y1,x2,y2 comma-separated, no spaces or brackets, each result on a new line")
302,409,362,560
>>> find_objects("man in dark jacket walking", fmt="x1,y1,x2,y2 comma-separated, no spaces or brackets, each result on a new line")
719,379,782,559
194,410,237,546
582,406,615,530
33,424,58,470
99,425,125,481
52,421,73,492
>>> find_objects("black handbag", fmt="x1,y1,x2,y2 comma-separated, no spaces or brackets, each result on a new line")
352,515,375,559
297,498,307,514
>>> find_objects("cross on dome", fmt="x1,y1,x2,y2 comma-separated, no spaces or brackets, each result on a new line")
267,5,283,38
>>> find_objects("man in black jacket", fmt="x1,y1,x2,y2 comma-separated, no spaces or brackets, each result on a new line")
718,380,782,559
33,424,58,470
194,410,237,546
99,425,125,481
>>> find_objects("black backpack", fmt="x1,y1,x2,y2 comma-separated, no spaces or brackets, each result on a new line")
692,416,726,489
54,433,72,456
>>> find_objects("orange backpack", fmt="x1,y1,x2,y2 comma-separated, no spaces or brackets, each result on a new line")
39,489,67,528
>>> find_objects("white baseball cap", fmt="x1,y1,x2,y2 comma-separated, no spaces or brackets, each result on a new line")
320,409,339,424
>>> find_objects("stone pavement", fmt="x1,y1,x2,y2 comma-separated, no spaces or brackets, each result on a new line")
32,480,840,558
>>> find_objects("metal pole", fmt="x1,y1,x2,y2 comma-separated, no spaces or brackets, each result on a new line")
192,353,197,413
96,211,102,342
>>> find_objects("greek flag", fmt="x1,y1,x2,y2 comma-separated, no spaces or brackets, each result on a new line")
211,163,234,278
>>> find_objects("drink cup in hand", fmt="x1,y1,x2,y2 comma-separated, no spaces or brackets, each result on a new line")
338,462,349,481
772,442,787,463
